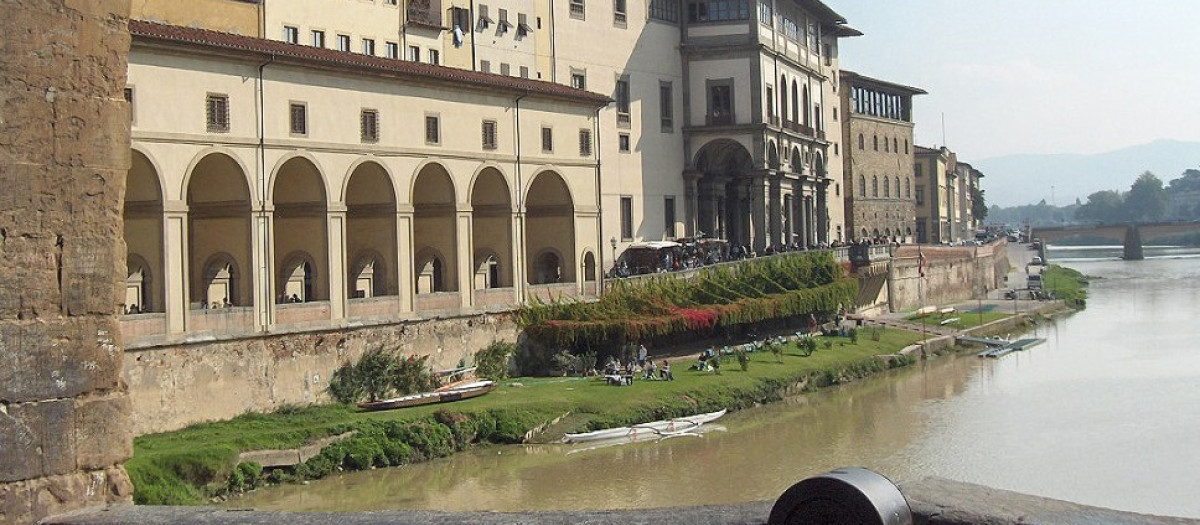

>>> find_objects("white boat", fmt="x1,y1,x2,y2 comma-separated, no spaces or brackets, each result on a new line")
563,409,727,443
357,380,496,411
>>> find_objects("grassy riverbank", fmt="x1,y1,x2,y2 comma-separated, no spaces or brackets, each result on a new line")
127,327,924,505
1042,265,1089,307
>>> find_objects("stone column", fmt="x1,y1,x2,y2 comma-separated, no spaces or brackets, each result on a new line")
816,183,829,245
683,170,700,237
326,207,348,323
749,175,770,253
0,2,135,523
251,209,273,330
455,209,474,310
163,206,188,335
396,209,414,314
510,210,525,304
768,175,783,249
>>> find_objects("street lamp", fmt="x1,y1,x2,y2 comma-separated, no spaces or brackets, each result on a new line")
610,237,617,266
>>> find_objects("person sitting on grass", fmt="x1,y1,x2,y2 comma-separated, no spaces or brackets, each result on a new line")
659,360,673,381
642,360,658,380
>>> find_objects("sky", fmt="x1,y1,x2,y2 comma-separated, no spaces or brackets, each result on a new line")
834,1,1200,161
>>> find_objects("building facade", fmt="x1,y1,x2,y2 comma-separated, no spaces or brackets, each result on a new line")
913,145,983,244
839,70,924,242
123,21,607,343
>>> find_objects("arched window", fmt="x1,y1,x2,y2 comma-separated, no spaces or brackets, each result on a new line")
416,251,446,293
780,75,788,123
858,175,866,197
351,253,387,299
904,140,909,154
202,254,239,307
873,135,878,151
858,133,864,150
871,175,878,197
893,138,898,153
534,250,562,284
861,228,868,238
883,137,889,152
802,85,810,127
790,80,799,124
280,254,316,303
895,178,901,198
905,178,911,198
883,176,890,198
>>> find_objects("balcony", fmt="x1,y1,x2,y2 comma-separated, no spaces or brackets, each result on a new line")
706,111,734,126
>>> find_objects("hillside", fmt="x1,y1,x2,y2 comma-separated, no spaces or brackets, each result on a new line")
974,140,1200,207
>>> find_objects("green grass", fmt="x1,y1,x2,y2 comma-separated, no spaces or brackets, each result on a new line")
905,310,1009,330
127,328,924,505
1042,265,1089,307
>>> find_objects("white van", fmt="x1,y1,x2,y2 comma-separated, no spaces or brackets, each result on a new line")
1027,274,1043,290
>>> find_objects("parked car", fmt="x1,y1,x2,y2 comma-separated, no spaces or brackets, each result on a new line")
1027,273,1043,290
1030,256,1044,265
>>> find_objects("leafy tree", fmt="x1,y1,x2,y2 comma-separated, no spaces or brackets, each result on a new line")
1075,190,1125,224
971,186,988,222
1124,171,1167,221
1167,169,1200,193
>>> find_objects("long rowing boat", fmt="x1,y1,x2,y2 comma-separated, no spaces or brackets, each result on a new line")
563,409,727,443
357,380,496,411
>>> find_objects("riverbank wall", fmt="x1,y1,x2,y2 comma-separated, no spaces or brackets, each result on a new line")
125,313,516,435
887,241,1011,312
46,474,1200,525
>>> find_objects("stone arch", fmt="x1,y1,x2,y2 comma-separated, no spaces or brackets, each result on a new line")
872,175,879,198
789,146,802,173
693,138,754,244
341,156,399,204
272,156,329,303
124,149,165,314
413,162,459,293
187,152,253,308
581,250,597,282
883,176,891,198
767,141,780,170
349,249,388,298
525,170,575,283
471,166,514,289
894,177,901,199
813,153,825,177
278,250,318,303
346,160,399,298
790,79,799,124
199,252,240,307
802,84,810,127
268,152,330,204
414,247,448,293
531,248,564,285
124,253,153,314
180,147,256,205
779,74,788,123
858,175,866,197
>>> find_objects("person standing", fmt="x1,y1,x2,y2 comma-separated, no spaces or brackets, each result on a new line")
637,344,649,368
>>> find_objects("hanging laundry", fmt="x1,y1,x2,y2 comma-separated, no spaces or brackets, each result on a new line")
453,25,464,47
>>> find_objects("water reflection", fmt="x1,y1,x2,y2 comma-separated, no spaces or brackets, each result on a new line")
231,248,1200,518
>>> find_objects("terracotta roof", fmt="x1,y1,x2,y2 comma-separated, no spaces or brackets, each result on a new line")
129,20,612,107
841,70,927,95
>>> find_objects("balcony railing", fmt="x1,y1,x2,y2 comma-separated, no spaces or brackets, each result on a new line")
707,112,734,126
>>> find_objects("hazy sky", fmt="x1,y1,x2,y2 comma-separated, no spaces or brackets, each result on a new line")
835,1,1200,160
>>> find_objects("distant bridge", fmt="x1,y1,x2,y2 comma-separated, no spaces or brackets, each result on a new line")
1031,221,1200,260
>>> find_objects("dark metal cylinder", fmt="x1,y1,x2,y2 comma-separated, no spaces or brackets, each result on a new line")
768,468,912,525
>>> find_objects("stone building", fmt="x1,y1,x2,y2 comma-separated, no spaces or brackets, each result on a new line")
913,145,983,244
839,70,924,242
123,21,608,343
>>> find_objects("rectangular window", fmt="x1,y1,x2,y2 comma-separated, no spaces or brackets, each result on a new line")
707,80,733,125
283,25,299,44
386,41,399,59
362,38,375,55
618,133,630,152
519,65,529,78
915,187,925,206
620,196,633,240
124,86,135,125
425,115,440,144
649,0,680,22
579,128,592,156
615,75,630,128
915,163,923,177
289,102,307,136
311,30,326,47
517,13,531,36
500,63,511,76
541,126,553,152
480,60,491,73
408,45,421,61
428,49,440,64
659,81,674,132
337,34,351,52
477,4,492,29
451,7,471,32
498,9,510,33
687,0,749,23
757,0,772,26
570,69,586,90
664,196,676,238
613,0,627,25
205,93,229,133
360,109,379,143
481,120,497,150
569,0,585,19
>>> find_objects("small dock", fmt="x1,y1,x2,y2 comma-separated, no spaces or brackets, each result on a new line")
975,337,1046,358
957,335,1008,347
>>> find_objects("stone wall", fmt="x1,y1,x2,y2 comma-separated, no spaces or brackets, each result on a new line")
888,241,1010,311
125,314,518,435
0,1,134,523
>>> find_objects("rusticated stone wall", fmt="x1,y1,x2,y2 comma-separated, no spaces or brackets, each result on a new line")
0,1,134,523
125,313,518,436
889,241,1011,311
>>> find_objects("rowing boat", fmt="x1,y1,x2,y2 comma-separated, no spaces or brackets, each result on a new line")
563,409,727,443
357,380,496,411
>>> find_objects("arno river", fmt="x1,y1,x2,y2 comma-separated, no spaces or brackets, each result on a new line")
231,245,1200,518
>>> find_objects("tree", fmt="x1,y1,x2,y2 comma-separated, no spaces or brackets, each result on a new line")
1167,169,1200,193
971,186,988,222
1124,171,1167,222
1075,190,1125,224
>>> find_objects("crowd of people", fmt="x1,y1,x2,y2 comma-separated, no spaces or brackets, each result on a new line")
601,344,673,384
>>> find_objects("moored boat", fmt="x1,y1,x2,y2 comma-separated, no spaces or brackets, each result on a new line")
564,409,727,443
357,380,496,411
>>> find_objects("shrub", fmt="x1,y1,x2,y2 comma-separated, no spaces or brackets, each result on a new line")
736,348,750,371
798,336,817,356
475,341,515,380
848,328,858,344
327,348,436,404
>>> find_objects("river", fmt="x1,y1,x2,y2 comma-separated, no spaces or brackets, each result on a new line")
230,245,1200,518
